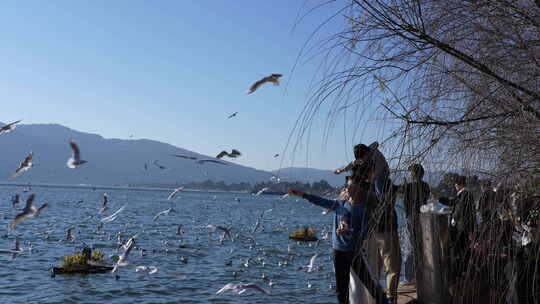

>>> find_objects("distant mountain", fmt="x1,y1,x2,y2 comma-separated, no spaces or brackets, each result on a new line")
272,167,345,187
0,123,273,186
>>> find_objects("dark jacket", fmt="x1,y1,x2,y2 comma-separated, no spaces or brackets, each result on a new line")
441,189,476,235
402,180,431,220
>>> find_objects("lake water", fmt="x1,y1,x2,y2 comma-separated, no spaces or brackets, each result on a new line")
0,185,409,304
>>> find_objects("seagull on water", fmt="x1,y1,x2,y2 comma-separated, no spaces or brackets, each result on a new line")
217,282,271,295
11,152,33,178
227,112,238,119
135,265,158,274
8,194,48,232
153,208,176,221
99,193,109,213
216,149,241,159
0,120,22,136
101,205,126,223
246,73,283,95
167,187,184,200
67,140,87,168
0,236,24,259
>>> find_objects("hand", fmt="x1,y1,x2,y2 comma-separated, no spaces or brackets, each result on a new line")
336,222,349,235
288,188,304,197
334,169,341,175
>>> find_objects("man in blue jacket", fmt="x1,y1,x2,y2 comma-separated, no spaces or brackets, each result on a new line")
288,180,377,304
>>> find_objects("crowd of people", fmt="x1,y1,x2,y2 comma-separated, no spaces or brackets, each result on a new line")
288,142,540,304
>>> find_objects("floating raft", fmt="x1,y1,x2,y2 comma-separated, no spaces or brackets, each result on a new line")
53,265,113,275
289,228,318,242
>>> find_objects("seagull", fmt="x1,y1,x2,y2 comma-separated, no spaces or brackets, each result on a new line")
167,187,184,200
8,194,48,232
227,112,238,119
101,205,126,223
0,236,24,259
216,282,271,295
246,73,283,95
216,149,242,159
204,225,233,241
307,253,319,272
65,227,75,242
152,160,167,170
0,120,22,135
153,208,176,221
11,152,33,178
273,154,279,158
255,187,270,196
176,224,183,235
170,154,228,165
67,140,87,168
135,265,158,274
11,195,21,207
112,236,136,273
99,193,109,213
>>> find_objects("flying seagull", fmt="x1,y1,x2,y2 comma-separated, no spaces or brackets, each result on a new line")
11,152,33,178
153,208,176,221
204,224,233,241
227,112,238,119
11,195,21,207
306,253,319,272
167,187,184,200
216,282,271,295
216,149,241,159
8,194,49,232
112,236,136,273
153,160,167,170
255,187,270,196
0,236,24,259
0,120,22,136
99,193,109,213
170,154,228,165
67,140,87,168
246,73,283,95
273,154,279,158
101,205,126,223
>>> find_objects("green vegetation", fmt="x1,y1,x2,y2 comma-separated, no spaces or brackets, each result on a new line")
59,250,104,271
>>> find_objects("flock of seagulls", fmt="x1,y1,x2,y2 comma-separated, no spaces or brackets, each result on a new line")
0,73,318,299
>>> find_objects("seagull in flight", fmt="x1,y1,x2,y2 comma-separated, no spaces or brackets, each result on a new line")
67,140,87,168
11,152,33,178
153,208,176,221
255,187,270,196
8,194,49,232
0,120,22,136
0,236,24,259
217,282,271,295
112,236,136,273
216,149,241,159
246,73,283,95
204,224,233,241
227,112,238,119
170,154,228,165
273,154,279,158
152,160,167,170
101,205,126,223
306,253,319,272
99,193,109,213
167,187,184,200
11,195,21,207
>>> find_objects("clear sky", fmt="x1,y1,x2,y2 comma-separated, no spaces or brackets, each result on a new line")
0,1,385,172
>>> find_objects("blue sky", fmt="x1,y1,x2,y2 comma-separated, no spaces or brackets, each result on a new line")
0,1,386,172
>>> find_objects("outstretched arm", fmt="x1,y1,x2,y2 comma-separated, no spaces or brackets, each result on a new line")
288,188,337,210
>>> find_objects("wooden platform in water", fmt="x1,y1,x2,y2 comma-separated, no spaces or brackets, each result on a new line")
397,282,417,304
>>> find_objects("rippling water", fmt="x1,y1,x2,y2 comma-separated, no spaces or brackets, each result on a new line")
0,184,409,304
